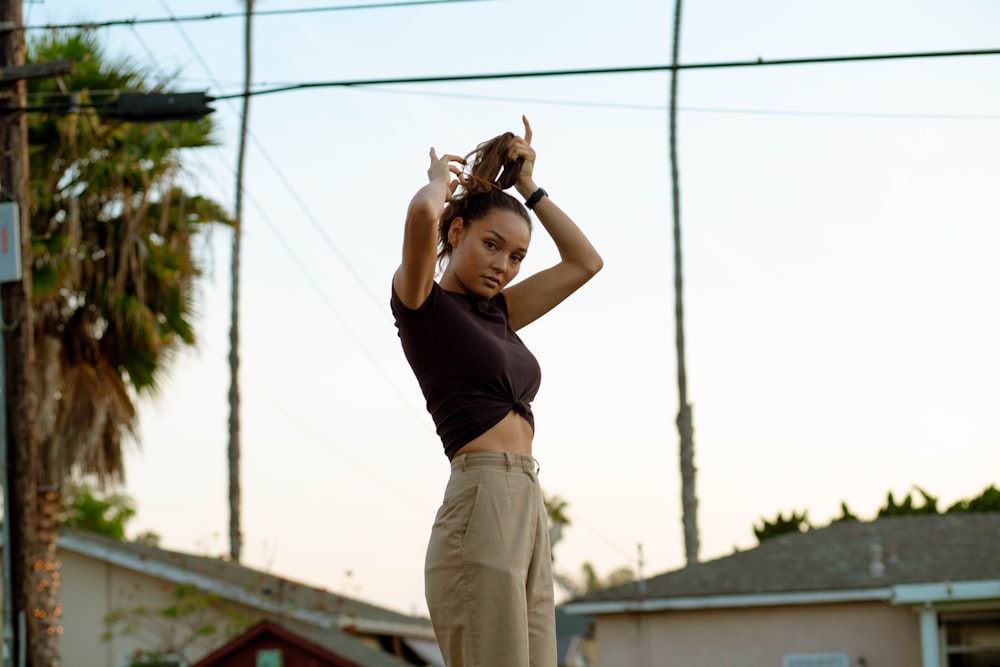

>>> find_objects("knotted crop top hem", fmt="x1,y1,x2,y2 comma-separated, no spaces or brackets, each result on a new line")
391,282,542,460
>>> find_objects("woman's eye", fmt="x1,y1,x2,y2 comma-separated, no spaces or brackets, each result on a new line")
484,241,497,250
511,255,523,265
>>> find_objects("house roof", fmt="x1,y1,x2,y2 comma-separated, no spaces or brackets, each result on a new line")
192,619,412,667
567,513,1000,612
57,529,434,640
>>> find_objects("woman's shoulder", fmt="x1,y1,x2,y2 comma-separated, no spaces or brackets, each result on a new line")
391,279,442,318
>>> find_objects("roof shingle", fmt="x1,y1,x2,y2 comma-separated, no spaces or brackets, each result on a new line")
575,513,1000,604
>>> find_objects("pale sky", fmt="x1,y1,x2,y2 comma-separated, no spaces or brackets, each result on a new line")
31,0,1000,616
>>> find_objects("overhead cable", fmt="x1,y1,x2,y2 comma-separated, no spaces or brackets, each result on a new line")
6,0,495,32
23,84,1000,120
152,0,434,430
212,48,1000,100
353,87,1000,119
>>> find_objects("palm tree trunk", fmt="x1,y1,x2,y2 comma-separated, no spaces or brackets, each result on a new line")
33,488,62,667
668,0,700,565
229,0,255,562
30,337,64,666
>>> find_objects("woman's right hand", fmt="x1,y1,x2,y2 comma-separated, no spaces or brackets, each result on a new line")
428,148,466,197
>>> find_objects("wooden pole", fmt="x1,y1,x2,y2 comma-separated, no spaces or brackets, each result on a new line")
0,1,37,665
0,59,72,84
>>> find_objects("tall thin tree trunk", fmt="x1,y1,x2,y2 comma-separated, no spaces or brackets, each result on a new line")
668,0,700,565
33,489,61,667
229,0,254,562
31,335,65,667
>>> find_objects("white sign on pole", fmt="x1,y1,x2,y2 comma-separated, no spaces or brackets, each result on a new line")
0,202,22,283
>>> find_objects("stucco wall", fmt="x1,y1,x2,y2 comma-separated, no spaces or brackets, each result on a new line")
593,601,922,667
59,549,254,667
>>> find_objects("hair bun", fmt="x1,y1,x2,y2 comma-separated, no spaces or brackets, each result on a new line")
465,131,521,192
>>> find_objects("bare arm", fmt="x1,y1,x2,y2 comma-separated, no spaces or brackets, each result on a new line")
392,148,465,310
503,118,604,330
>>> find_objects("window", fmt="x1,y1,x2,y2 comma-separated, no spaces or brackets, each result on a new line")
119,653,186,667
256,649,284,667
782,654,850,667
942,613,1000,667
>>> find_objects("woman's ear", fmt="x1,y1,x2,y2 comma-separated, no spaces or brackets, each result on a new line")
448,217,464,249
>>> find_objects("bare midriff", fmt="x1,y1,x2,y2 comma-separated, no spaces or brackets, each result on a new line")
452,410,534,458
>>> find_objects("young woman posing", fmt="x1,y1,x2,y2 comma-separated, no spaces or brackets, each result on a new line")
391,117,602,667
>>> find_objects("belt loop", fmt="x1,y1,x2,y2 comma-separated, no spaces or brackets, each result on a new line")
504,452,512,472
533,457,541,475
461,454,468,471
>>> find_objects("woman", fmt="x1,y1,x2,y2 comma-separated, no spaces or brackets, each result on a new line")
391,117,602,667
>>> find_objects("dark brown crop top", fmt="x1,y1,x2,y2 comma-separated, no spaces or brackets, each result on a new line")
391,281,541,460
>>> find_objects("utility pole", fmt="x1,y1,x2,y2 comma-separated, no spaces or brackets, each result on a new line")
0,2,37,666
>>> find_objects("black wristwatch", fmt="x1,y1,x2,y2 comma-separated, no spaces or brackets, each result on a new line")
525,187,548,210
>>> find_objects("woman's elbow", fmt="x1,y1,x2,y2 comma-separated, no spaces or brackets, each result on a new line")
584,252,604,278
406,197,439,225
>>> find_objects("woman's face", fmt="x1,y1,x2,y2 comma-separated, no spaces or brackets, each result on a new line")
444,209,531,299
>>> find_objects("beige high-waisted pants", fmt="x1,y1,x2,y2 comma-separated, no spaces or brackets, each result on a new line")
425,451,556,667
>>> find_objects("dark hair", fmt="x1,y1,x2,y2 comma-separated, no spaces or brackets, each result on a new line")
437,132,531,267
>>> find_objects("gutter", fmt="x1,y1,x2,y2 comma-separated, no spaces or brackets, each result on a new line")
58,533,436,641
892,581,1000,605
564,579,1000,616
564,587,894,616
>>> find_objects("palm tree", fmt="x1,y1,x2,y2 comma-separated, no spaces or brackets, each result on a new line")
26,31,229,665
229,0,255,564
668,0,700,565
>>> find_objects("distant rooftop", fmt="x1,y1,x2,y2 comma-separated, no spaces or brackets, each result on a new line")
573,512,1000,605
57,529,433,638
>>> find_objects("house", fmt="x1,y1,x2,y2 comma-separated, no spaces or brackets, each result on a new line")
556,606,595,667
191,619,424,667
2,530,441,667
563,513,1000,667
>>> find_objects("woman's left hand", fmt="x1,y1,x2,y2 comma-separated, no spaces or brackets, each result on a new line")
510,115,537,195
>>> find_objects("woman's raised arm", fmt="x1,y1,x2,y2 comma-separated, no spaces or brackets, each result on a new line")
392,148,465,310
502,118,603,330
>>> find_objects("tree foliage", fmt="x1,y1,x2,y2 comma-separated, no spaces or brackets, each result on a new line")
947,484,1000,513
753,510,810,543
831,501,859,523
103,584,251,664
27,30,230,487
24,30,229,665
877,486,938,517
541,494,638,596
755,484,1000,543
59,483,150,541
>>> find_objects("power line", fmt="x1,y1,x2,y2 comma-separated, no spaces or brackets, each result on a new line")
202,142,436,434
155,0,391,321
21,83,1000,120
210,48,1000,100
7,0,496,32
354,86,1000,120
152,0,433,429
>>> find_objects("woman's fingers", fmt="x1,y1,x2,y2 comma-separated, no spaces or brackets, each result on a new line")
522,115,533,145
430,149,467,165
508,137,535,163
428,149,467,184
